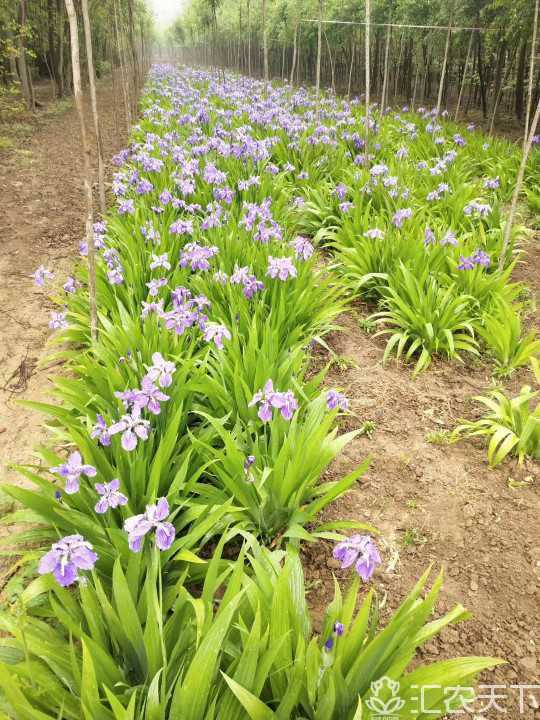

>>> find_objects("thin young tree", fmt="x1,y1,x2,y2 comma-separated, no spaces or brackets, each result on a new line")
524,0,539,148
436,14,453,114
64,0,98,342
365,0,371,159
454,30,474,121
499,96,540,271
81,0,106,215
262,0,268,83
16,0,35,111
316,0,323,103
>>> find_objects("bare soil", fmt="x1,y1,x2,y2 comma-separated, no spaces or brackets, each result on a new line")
305,305,540,714
1,75,539,717
0,78,126,491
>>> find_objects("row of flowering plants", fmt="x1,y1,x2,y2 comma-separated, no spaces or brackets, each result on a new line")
284,95,537,376
0,66,501,717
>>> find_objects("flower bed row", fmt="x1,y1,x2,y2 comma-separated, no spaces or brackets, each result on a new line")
0,66,502,719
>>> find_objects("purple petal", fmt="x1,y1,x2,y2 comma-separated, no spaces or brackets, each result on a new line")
53,562,78,587
128,534,143,552
258,403,272,422
155,521,175,550
155,497,169,522
64,477,80,495
71,546,98,570
38,549,60,575
95,497,110,514
122,430,137,451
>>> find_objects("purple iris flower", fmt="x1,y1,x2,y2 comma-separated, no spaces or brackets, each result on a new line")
290,236,314,260
244,455,256,473
49,311,68,330
134,375,170,415
334,183,347,200
95,479,128,514
146,277,168,297
473,249,490,267
141,300,164,318
108,409,150,451
50,451,97,494
483,177,500,190
327,390,349,411
170,219,194,235
333,534,381,581
146,352,175,388
38,534,97,587
458,255,475,271
108,267,124,285
441,230,458,246
339,201,354,213
334,621,345,636
392,208,413,228
118,199,135,215
364,228,385,240
179,242,219,271
150,253,171,270
424,227,436,246
464,201,491,217
203,323,232,350
249,380,298,422
267,256,297,281
63,276,77,293
91,414,111,447
124,497,175,552
324,637,334,652
33,265,54,286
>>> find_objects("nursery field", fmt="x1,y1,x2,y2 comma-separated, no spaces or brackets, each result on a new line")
0,64,539,719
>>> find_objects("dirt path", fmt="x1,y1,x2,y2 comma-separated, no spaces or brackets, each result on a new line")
0,79,126,488
305,300,540,706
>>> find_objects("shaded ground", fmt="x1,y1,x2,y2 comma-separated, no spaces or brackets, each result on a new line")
0,78,126,497
1,73,539,717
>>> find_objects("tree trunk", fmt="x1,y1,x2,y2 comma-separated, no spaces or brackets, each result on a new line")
381,22,391,110
476,28,488,118
262,0,268,83
524,0,539,147
290,23,298,84
114,0,131,129
56,0,64,97
455,31,474,121
499,96,540,270
81,0,106,215
347,36,355,98
64,0,98,342
365,0,371,158
17,0,35,111
436,21,452,114
247,0,251,75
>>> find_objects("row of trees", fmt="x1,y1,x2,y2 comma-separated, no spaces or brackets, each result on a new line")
172,0,539,128
0,0,153,115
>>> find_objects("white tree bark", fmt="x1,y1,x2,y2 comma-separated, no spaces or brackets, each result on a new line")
365,0,371,159
81,0,106,215
64,0,98,342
